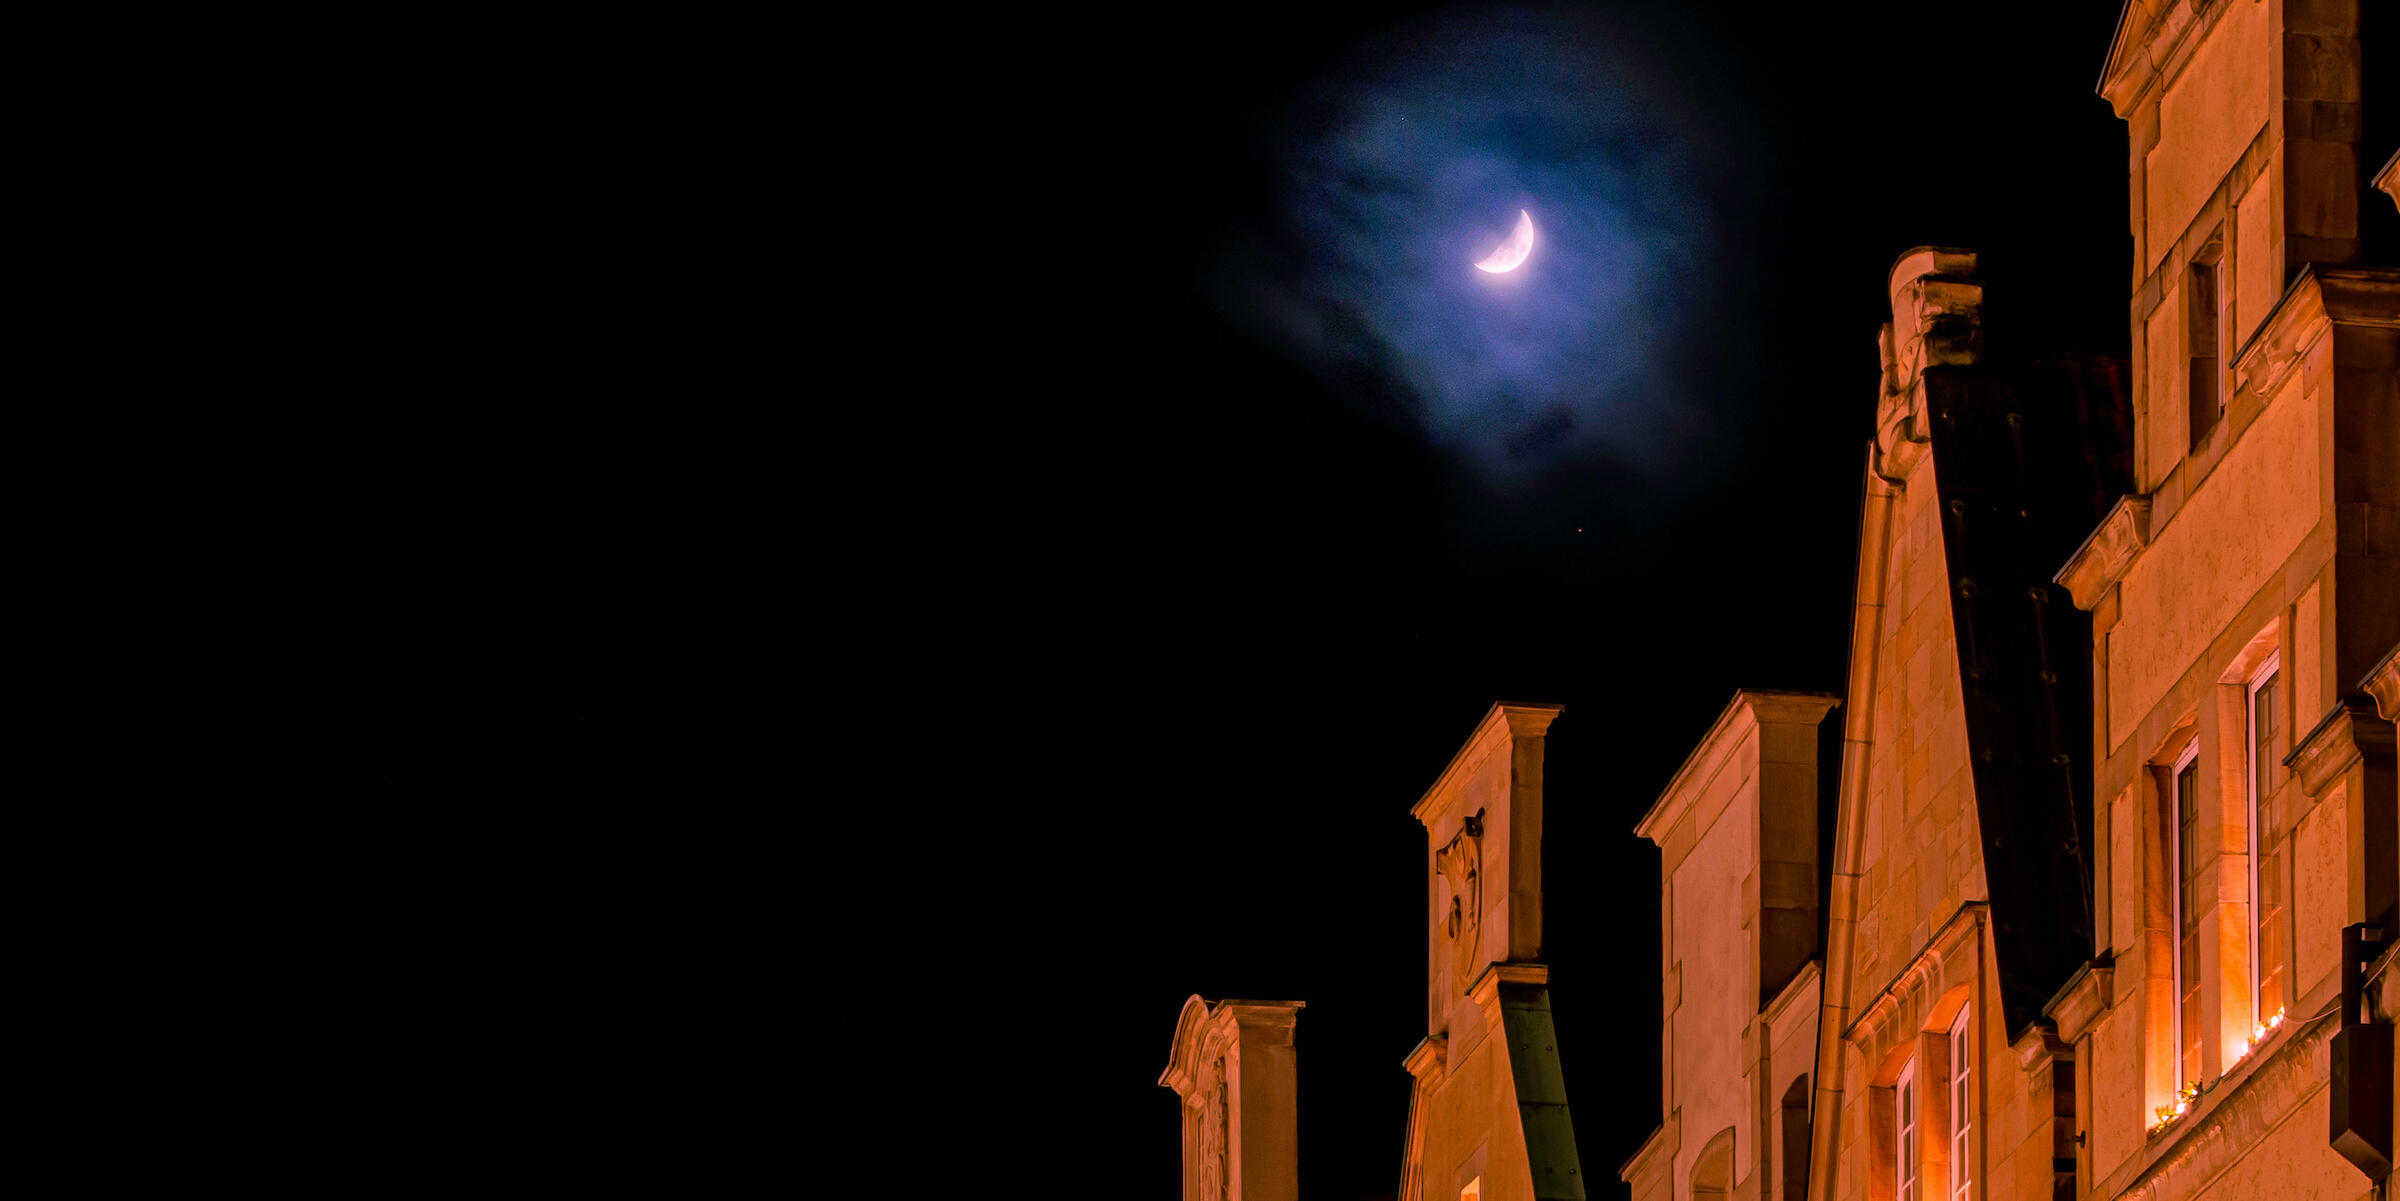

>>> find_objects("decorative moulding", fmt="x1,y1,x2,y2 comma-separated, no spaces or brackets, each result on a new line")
2012,1024,2074,1073
2043,952,2117,1045
1467,961,1551,1002
2363,645,2400,723
1874,248,1982,484
1617,1111,1678,1187
2056,496,2153,611
1402,1034,1447,1080
1844,902,1987,1047
1158,995,1306,1094
2098,0,2217,119
1764,959,1824,1029
2287,698,2397,798
1411,702,1562,822
1633,690,1838,843
2232,266,2400,402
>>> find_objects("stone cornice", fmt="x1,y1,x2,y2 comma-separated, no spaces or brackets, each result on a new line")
1633,690,1837,843
1402,1034,1448,1080
2287,697,2398,798
1618,1116,1676,1186
2232,265,2400,402
1845,903,1988,1046
2056,496,2153,611
1764,958,1824,1029
2363,644,2400,723
1159,996,1305,1092
1466,961,1551,1005
1218,1000,1305,1043
2012,1023,2074,1073
1411,702,1563,823
2098,0,2207,118
2043,952,2117,1045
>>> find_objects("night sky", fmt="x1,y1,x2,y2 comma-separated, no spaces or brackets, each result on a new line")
332,0,2141,1189
1009,3,2131,1196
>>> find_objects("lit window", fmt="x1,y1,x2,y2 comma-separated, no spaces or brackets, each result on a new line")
1897,1058,1920,1201
1460,1177,1479,1201
2172,742,2202,1087
2248,659,2285,1027
1948,1008,1972,1201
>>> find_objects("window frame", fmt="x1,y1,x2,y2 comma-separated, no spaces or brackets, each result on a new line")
2169,739,2202,1088
2187,249,2226,450
1896,1056,1920,1201
1948,1008,1971,1201
2245,655,2280,1025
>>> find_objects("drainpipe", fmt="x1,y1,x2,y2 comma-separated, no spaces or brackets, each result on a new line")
1805,445,1902,1201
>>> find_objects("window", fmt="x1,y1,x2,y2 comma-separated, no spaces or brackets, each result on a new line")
1897,1058,1921,1201
1460,1178,1480,1201
2248,659,2285,1026
2188,254,2223,449
1691,1129,1735,1200
1947,1009,1972,1201
1783,1075,1812,1201
2172,742,2203,1086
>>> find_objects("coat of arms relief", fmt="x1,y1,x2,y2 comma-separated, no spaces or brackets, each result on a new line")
1436,809,1484,991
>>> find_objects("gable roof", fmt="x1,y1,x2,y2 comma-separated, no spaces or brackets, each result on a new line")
1918,357,2130,1036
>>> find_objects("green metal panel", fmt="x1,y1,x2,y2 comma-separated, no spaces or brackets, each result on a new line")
1499,984,1587,1201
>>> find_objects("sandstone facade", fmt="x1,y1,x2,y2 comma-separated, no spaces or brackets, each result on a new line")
1162,996,1305,1201
1622,692,1836,1201
2047,4,2400,1201
1400,703,1587,1201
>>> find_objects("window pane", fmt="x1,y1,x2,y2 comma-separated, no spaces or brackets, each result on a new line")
2176,760,2200,936
2254,672,2278,799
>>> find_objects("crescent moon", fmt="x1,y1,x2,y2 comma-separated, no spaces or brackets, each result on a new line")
1474,210,1535,274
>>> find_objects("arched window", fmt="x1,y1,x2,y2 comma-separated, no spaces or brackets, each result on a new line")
1690,1126,1736,1201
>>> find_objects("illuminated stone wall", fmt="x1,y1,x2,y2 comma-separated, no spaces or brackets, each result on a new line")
1401,704,1587,1201
1622,692,1835,1201
2050,3,2400,1200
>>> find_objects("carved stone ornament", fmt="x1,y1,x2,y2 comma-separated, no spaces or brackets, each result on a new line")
1437,809,1485,991
1873,248,1983,483
1198,1053,1228,1201
2056,495,2153,611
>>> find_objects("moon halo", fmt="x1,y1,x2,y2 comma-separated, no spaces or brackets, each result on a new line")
1474,210,1535,274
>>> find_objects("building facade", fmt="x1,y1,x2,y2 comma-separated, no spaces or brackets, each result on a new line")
1621,692,1836,1201
1166,4,2396,1199
1397,703,1588,1201
2046,2,2400,1200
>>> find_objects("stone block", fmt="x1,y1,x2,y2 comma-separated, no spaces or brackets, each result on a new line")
2283,32,2362,103
2233,169,2277,347
2286,138,2361,240
2284,0,2360,38
2292,784,2347,999
1760,860,1816,912
2144,0,2272,267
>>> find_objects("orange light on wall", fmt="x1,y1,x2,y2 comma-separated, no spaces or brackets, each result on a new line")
2152,1080,2202,1132
2227,1006,2287,1069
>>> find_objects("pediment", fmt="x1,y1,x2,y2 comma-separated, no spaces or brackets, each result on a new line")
2097,0,2187,116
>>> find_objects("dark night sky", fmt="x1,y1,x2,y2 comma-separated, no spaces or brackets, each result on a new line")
972,3,2133,1196
330,1,2140,1189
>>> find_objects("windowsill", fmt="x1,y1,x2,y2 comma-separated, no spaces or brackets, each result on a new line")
2100,989,2339,1199
2144,1010,2286,1142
